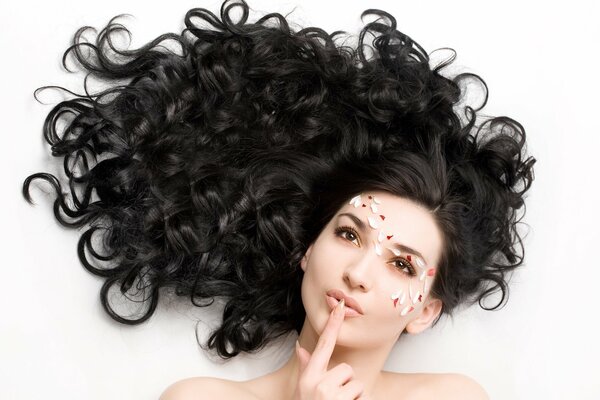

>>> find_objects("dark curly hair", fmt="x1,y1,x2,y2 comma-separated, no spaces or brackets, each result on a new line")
22,0,535,359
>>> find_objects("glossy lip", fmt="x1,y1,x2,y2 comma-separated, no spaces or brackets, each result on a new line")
325,289,364,315
326,295,361,317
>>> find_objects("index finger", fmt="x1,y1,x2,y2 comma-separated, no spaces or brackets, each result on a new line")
306,298,345,373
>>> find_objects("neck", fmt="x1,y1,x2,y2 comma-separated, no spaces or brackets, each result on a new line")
272,317,397,400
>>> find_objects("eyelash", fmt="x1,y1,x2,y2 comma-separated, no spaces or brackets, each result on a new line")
333,225,417,276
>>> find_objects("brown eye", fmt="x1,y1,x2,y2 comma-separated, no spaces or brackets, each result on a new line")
392,258,416,276
334,226,360,247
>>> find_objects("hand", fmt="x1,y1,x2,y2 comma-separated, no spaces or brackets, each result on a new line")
293,299,369,400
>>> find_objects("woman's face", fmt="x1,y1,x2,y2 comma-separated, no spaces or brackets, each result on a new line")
300,191,444,348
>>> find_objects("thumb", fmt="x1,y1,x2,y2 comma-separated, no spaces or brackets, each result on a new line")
295,340,311,374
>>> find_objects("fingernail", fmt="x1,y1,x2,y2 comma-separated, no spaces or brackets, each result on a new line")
337,298,345,315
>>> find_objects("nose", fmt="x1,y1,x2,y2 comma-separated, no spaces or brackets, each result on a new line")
342,244,376,291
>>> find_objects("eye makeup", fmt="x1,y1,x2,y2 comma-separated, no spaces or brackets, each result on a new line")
334,224,414,276
333,225,360,246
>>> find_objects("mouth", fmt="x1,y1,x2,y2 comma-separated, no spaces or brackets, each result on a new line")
325,289,364,316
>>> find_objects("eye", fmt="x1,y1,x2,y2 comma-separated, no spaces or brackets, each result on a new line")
334,225,360,247
333,226,417,277
391,258,417,276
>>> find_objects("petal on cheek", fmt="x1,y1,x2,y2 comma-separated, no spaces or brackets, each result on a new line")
391,290,403,308
412,290,421,303
400,305,414,316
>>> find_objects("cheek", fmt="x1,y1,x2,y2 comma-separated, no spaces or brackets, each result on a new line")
388,270,436,317
302,241,341,284
388,280,414,317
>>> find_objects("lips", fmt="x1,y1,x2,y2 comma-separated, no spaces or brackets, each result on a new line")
326,289,364,315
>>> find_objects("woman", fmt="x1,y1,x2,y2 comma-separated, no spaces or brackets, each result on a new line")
22,0,534,398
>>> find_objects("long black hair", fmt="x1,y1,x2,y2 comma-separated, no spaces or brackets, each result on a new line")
22,0,535,359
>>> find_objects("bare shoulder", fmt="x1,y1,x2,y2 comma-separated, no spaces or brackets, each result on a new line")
384,371,490,400
160,376,260,400
431,373,490,400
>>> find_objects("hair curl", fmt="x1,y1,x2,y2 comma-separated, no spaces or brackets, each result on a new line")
22,0,535,359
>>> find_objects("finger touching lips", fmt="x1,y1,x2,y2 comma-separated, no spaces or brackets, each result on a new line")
309,298,345,373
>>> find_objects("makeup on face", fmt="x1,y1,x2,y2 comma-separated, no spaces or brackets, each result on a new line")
347,193,437,317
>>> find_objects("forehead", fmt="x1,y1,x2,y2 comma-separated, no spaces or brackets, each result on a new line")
336,191,443,266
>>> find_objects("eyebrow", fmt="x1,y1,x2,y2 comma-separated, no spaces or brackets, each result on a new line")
337,212,429,265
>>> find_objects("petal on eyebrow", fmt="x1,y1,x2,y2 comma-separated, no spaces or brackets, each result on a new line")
388,248,401,257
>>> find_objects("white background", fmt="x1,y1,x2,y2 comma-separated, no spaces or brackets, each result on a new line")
1,0,599,398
